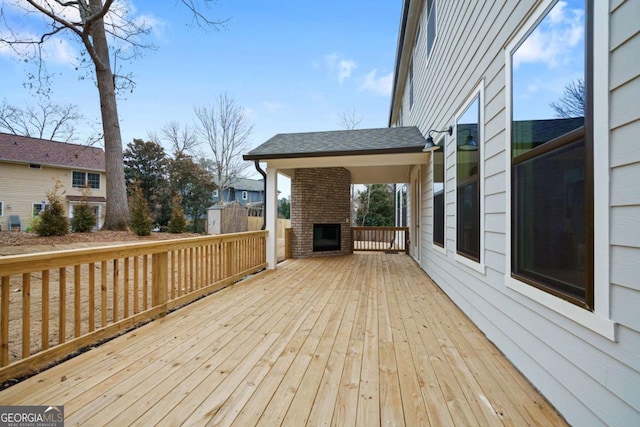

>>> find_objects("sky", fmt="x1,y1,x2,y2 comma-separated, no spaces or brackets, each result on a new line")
0,1,402,198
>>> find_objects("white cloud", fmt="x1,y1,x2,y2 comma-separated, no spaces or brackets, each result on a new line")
315,53,357,84
359,69,393,96
338,59,357,84
513,1,584,70
263,101,283,112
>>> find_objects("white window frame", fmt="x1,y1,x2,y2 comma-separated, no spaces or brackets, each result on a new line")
213,189,219,198
431,135,447,255
454,81,485,274
504,0,614,340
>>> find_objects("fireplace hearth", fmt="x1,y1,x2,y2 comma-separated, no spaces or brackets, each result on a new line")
313,223,341,252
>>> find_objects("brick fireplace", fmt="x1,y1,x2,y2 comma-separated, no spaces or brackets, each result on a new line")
290,167,352,258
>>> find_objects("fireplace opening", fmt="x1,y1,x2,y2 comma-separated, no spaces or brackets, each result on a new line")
313,223,341,252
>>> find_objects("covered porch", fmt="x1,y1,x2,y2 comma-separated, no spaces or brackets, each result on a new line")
244,126,435,268
0,253,565,425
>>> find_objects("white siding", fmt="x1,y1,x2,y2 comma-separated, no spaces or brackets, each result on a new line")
397,0,640,425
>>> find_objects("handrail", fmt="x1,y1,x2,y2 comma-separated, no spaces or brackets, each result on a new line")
350,226,409,253
0,230,267,383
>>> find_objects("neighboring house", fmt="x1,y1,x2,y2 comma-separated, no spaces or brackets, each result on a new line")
246,1,640,425
0,133,106,231
212,177,265,209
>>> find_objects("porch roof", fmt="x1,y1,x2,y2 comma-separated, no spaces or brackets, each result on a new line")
243,126,428,161
244,126,431,184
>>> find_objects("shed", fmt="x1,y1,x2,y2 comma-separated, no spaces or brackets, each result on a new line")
206,201,248,235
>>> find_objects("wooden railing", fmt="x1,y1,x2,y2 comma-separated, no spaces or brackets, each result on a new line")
351,226,409,253
0,230,267,383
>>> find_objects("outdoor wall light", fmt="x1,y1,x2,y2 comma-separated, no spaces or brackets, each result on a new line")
423,126,453,151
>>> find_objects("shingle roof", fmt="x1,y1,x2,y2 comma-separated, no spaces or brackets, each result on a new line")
243,126,427,160
215,177,264,192
0,133,105,171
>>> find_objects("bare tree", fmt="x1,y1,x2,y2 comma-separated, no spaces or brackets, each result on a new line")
337,106,363,130
194,94,253,203
0,1,225,230
0,99,82,141
550,78,585,119
161,120,199,156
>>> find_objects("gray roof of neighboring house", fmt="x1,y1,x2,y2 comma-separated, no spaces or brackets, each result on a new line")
243,126,428,160
215,177,265,192
0,133,105,171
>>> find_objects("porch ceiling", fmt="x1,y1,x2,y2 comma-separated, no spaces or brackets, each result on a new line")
244,126,431,184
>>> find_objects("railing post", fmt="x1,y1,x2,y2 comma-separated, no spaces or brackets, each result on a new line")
153,252,168,314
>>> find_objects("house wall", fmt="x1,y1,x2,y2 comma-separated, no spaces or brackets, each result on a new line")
397,0,640,425
290,168,351,258
0,162,106,231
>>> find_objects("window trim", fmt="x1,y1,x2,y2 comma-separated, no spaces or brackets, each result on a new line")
454,81,485,274
504,0,614,340
431,135,446,253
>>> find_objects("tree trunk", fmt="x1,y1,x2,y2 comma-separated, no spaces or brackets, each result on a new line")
89,1,130,230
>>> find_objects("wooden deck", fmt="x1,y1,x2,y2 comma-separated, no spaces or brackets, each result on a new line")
0,253,566,426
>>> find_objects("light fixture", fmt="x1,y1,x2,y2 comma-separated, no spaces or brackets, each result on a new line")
458,128,478,151
423,125,453,151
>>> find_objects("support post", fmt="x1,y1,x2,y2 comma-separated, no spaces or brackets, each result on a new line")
266,167,279,269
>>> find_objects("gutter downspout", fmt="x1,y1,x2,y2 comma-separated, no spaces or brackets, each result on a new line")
254,160,267,230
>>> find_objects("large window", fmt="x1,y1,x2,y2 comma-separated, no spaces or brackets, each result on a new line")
73,171,100,189
433,137,445,247
511,0,592,308
409,59,414,109
456,95,481,261
426,0,437,58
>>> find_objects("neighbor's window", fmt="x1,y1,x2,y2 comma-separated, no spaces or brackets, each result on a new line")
242,191,248,201
456,94,481,261
426,0,437,58
213,189,219,198
511,0,592,308
32,202,47,217
72,171,100,189
433,137,445,247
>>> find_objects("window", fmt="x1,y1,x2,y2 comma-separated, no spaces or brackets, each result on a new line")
242,191,248,201
426,0,437,58
433,137,445,247
29,164,41,169
510,0,592,308
456,94,481,261
72,171,100,189
0,201,3,216
213,189,219,198
409,59,414,109
32,202,47,217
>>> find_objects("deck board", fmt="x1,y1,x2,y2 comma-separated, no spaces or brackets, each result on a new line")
0,253,567,426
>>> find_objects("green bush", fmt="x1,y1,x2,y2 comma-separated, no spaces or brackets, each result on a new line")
167,195,187,233
71,203,96,233
35,181,69,236
129,182,153,236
